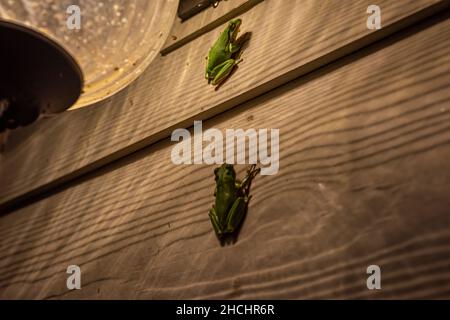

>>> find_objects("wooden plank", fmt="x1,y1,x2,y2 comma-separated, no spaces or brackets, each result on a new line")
161,0,265,55
0,0,448,211
0,14,449,299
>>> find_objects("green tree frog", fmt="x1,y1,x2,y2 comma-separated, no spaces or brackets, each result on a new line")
209,164,260,238
205,19,244,86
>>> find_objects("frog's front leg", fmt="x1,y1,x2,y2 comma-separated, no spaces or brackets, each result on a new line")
238,165,260,195
229,32,251,59
228,42,242,54
225,196,249,234
209,59,240,86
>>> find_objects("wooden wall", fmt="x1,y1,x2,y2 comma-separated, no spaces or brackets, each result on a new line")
0,0,449,299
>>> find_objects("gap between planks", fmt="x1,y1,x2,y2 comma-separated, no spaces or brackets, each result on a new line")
161,0,265,55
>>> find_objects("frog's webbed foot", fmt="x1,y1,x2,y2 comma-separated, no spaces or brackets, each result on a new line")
247,164,258,175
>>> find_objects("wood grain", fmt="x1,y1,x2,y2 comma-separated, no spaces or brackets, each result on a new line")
1,0,447,211
161,0,265,55
0,14,449,299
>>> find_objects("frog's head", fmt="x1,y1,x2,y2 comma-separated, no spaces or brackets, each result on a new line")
214,163,236,182
228,19,242,40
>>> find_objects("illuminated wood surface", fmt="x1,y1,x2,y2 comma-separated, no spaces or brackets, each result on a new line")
1,0,447,210
0,14,449,299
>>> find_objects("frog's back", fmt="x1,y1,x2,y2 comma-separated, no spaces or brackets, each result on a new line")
215,184,236,221
206,32,232,72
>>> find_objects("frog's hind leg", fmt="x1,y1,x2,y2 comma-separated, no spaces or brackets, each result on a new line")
209,207,223,237
210,59,241,86
225,197,249,234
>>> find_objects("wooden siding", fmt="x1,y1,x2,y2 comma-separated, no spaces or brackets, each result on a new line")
0,10,449,299
0,0,447,211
